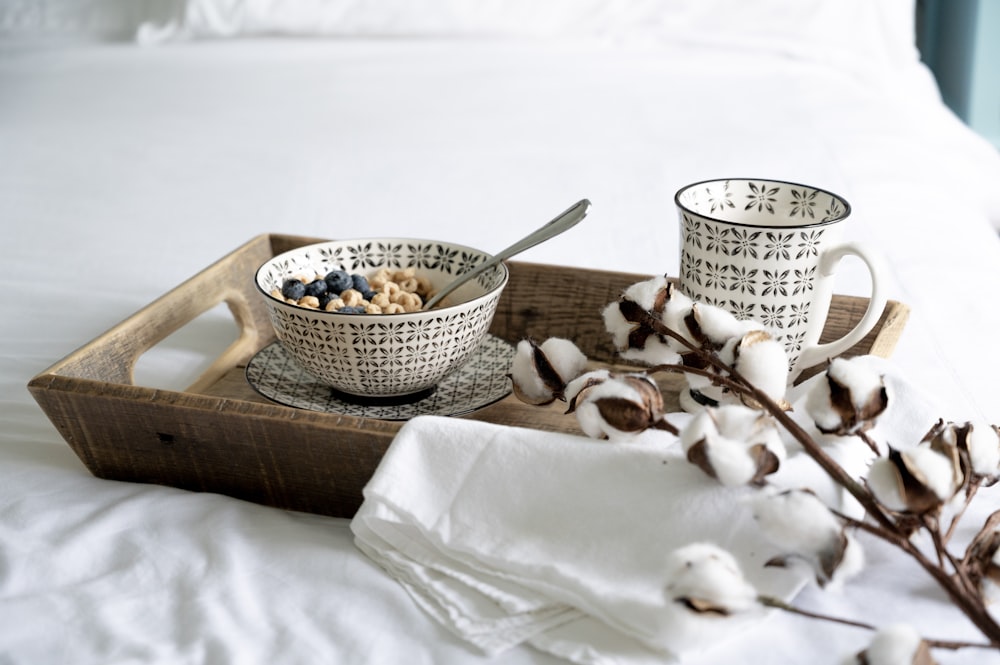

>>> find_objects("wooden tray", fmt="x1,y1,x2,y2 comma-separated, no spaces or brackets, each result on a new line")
28,234,910,518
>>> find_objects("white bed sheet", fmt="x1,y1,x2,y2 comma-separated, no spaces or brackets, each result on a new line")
2,27,1000,665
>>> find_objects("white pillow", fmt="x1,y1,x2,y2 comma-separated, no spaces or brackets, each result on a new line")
136,0,918,72
0,0,180,39
137,0,662,42
658,0,918,71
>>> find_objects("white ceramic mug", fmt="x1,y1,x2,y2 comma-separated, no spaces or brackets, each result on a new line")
675,178,887,381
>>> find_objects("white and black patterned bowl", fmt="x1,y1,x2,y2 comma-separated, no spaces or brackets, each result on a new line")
254,238,509,400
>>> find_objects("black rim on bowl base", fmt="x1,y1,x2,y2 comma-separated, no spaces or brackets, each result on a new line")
327,385,437,406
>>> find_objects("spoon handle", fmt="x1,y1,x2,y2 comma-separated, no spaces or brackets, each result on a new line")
422,199,591,310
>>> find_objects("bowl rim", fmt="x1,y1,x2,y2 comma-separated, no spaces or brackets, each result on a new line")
254,237,509,318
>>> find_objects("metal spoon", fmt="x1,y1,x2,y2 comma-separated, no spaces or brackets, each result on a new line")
422,198,591,310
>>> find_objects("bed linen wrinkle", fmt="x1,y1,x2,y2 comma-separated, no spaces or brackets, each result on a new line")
3,10,1000,663
0,481,434,664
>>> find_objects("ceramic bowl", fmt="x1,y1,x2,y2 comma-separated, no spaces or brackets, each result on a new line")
254,238,508,400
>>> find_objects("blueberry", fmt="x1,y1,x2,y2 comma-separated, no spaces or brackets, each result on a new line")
304,279,327,298
318,292,337,309
339,306,365,314
363,290,378,301
324,270,352,293
351,274,371,293
281,278,306,301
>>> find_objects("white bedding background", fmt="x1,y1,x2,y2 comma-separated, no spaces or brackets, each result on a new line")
2,1,1000,663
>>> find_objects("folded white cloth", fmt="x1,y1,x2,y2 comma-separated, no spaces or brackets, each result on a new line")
351,419,805,663
350,356,941,664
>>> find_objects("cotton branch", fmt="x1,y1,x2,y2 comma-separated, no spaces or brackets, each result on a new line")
632,307,1000,646
759,596,997,652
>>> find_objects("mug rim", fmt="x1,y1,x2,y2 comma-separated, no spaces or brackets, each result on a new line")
674,177,851,229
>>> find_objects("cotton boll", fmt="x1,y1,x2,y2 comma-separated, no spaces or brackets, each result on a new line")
680,339,735,407
681,319,788,411
986,545,1000,602
680,411,758,485
805,377,841,432
602,275,670,345
705,435,761,487
908,445,961,502
750,489,841,556
563,369,610,405
827,357,884,410
603,276,686,365
828,532,865,589
664,543,757,615
868,446,961,515
866,457,909,513
686,302,748,349
750,489,862,587
681,406,783,486
966,421,1000,478
571,379,627,440
680,408,719,451
682,366,736,408
509,339,554,403
620,342,682,367
573,384,630,439
919,420,972,496
713,405,786,464
712,404,769,438
855,624,927,665
574,401,611,440
691,303,744,342
623,274,670,308
602,299,633,351
538,337,588,382
569,373,668,441
984,577,1000,604
509,337,587,405
611,293,683,366
963,526,1000,601
728,330,790,405
805,357,889,437
660,287,695,351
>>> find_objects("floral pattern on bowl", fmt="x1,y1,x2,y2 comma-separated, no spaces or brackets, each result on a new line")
254,238,508,398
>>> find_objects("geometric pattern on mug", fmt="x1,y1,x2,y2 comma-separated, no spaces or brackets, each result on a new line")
681,217,830,371
689,180,846,223
680,181,850,371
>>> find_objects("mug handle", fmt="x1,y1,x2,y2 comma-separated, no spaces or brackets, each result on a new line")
794,241,889,374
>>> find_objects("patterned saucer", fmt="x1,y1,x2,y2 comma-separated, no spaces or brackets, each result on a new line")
245,334,515,420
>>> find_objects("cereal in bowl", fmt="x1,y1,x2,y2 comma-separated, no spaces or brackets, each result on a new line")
271,267,436,314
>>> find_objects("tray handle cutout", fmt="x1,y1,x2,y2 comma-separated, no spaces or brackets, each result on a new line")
131,301,242,393
36,235,278,389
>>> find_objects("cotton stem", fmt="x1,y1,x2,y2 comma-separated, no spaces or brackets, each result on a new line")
759,596,996,651
635,307,1000,645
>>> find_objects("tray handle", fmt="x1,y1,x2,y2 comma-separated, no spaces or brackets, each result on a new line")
43,235,279,389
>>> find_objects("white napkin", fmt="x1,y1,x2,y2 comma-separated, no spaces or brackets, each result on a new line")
351,419,805,663
350,357,940,664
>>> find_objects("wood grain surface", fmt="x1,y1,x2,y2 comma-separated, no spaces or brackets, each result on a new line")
28,234,910,518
